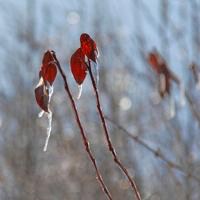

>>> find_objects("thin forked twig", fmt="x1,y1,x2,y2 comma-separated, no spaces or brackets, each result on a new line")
105,116,200,185
86,60,142,200
53,53,113,200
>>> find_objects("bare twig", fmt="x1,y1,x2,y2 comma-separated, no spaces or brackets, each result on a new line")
87,60,142,200
184,91,200,126
173,76,200,127
190,63,199,83
105,116,200,184
52,52,113,200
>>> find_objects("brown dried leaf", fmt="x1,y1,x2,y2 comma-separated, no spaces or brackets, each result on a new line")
34,78,49,112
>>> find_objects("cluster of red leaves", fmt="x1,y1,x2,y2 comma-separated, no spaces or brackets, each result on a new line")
148,50,179,98
35,33,98,110
70,33,98,85
35,50,58,112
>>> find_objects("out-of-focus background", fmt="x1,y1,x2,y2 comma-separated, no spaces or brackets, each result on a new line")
0,0,200,199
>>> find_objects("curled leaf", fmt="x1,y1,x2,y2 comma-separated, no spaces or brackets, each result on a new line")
34,77,49,112
70,48,87,85
148,51,162,73
34,50,59,152
148,50,180,98
42,50,56,66
40,62,57,85
40,50,57,85
148,51,168,75
80,33,98,63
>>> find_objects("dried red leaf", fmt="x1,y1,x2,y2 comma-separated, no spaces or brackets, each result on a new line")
70,48,87,85
148,52,163,74
40,50,57,85
148,51,180,98
80,33,98,63
40,62,57,85
34,78,49,112
42,50,55,65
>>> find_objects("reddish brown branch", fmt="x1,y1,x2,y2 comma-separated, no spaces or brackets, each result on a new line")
53,53,113,200
87,60,142,200
105,116,200,185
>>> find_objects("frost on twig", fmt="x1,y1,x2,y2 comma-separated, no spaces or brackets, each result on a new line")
38,110,44,118
166,96,175,119
43,110,52,152
43,85,53,152
77,84,83,100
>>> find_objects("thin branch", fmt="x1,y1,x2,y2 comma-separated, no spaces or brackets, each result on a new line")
173,77,200,127
87,60,142,200
184,91,200,126
53,53,113,200
190,63,199,83
105,116,200,185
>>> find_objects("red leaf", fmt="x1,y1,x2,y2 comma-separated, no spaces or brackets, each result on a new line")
80,33,98,63
40,62,57,85
40,50,57,85
42,50,55,65
148,51,179,82
34,78,49,112
148,52,163,74
148,51,180,98
70,48,87,85
148,52,171,97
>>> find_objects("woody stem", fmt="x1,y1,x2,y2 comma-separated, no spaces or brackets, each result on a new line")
86,60,142,200
54,54,113,200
